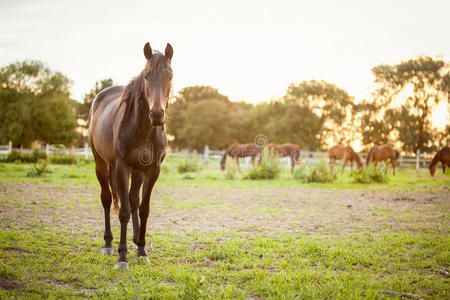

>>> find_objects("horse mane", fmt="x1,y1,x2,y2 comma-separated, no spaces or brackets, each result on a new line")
118,53,172,126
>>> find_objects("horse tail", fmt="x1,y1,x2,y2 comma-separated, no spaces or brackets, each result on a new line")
366,147,374,166
108,165,119,214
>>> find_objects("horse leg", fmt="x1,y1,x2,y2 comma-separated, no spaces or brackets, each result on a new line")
392,159,396,175
114,159,131,270
290,156,295,173
442,162,446,175
350,160,354,172
342,158,347,171
94,158,113,255
235,157,241,173
129,171,144,246
136,167,160,262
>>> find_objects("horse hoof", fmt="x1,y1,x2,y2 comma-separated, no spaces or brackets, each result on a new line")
114,262,129,271
102,247,114,256
137,256,150,264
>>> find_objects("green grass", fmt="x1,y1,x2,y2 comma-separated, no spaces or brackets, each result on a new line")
0,161,449,298
0,161,448,192
0,226,448,299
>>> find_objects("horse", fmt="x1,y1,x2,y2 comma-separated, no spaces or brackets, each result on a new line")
328,145,362,171
428,146,450,176
366,144,400,175
267,143,300,173
88,42,173,270
220,142,260,172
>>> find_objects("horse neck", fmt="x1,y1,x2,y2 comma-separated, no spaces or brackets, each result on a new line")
429,152,440,168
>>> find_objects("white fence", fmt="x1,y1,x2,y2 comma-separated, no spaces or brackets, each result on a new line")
0,142,434,170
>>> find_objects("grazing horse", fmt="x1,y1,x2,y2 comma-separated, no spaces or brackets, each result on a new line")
89,42,173,270
328,145,362,171
220,142,260,172
429,146,450,176
267,143,300,173
366,145,400,175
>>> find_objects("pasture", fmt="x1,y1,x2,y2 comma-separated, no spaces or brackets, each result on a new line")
0,161,449,299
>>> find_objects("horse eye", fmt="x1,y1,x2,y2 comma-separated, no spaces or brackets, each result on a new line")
145,73,151,80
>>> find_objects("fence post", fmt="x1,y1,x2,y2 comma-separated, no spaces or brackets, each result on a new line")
204,145,209,165
84,143,89,161
416,149,420,170
46,144,50,156
8,141,12,154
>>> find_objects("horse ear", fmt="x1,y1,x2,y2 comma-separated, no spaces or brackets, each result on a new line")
165,43,173,61
144,42,152,60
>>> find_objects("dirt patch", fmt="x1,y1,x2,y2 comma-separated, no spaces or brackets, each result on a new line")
0,278,26,290
0,182,448,237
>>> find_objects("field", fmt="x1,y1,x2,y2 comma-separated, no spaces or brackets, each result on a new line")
0,161,449,299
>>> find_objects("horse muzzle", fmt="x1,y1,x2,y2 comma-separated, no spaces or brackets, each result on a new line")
149,109,165,126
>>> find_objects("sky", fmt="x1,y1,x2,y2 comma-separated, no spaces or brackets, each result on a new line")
1,0,449,109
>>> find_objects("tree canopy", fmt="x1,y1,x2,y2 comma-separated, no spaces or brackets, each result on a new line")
358,56,449,152
0,60,78,147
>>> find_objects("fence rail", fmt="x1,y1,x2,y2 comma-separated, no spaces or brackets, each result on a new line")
0,142,434,170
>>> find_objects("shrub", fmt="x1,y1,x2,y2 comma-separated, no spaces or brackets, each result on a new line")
352,164,387,183
224,170,236,180
6,150,35,163
294,162,337,183
49,154,77,164
182,174,195,180
177,154,200,173
244,150,280,180
32,148,47,161
27,159,51,177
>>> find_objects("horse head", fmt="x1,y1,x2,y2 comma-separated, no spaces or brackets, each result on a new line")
143,42,173,126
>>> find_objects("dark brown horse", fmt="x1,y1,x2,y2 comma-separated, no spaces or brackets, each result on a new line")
220,142,260,172
328,145,362,171
366,144,400,175
267,143,300,173
429,146,450,176
89,42,173,270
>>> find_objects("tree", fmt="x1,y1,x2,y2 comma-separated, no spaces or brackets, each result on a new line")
252,101,322,150
77,78,113,128
0,60,78,147
284,80,355,147
360,56,449,153
168,86,233,149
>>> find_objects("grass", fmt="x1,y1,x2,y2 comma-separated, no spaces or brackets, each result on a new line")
0,160,448,192
0,226,448,299
0,160,449,298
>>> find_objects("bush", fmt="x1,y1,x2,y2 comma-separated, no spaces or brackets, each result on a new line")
49,154,77,164
224,170,236,180
177,154,200,173
182,174,195,180
294,162,337,183
352,164,387,183
27,159,51,177
5,149,46,163
244,150,280,180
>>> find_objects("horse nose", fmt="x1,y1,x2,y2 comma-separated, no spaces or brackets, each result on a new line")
150,109,165,125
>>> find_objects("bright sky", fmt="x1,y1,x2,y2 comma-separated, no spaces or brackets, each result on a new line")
1,0,449,109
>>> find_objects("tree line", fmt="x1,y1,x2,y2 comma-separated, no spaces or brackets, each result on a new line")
0,56,448,153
